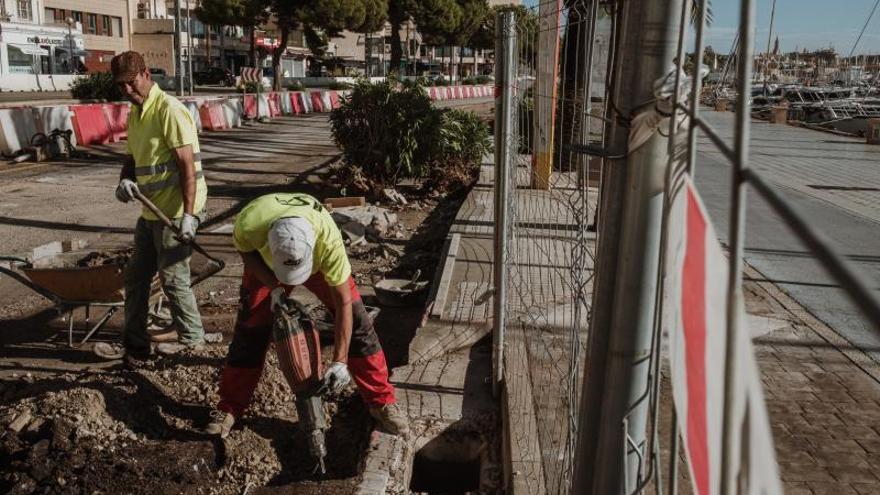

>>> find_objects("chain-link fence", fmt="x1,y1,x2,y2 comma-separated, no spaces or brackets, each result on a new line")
493,2,609,493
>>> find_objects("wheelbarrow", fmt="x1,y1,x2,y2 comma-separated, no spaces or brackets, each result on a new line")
0,193,225,347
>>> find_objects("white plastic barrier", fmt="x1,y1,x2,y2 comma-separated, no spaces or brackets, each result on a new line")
297,92,312,113
182,100,203,133
34,105,78,148
221,97,243,128
0,107,40,154
258,93,270,119
320,92,333,112
279,91,292,115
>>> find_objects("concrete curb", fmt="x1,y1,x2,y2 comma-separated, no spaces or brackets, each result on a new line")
355,428,409,494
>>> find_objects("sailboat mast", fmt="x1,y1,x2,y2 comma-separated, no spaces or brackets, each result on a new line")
763,0,778,93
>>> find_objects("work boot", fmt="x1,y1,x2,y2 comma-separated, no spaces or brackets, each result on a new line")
149,327,178,343
369,403,409,436
205,410,235,439
156,341,204,356
93,342,125,360
123,350,155,370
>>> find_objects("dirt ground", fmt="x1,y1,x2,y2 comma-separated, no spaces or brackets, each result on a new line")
0,182,470,494
0,107,482,494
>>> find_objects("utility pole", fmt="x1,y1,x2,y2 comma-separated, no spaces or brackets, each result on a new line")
174,0,183,96
572,0,683,492
186,0,194,95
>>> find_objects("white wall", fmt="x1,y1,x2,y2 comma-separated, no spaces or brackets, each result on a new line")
0,74,78,91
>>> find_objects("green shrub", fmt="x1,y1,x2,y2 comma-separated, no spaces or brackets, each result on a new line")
287,80,305,91
330,79,441,189
69,73,123,101
474,75,493,84
238,81,261,93
437,109,492,166
327,80,351,90
330,79,491,193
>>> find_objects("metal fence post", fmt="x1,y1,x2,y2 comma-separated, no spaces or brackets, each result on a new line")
573,0,683,492
492,9,516,397
721,0,755,493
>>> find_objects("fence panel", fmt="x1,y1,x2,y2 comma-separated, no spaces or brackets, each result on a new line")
495,2,607,493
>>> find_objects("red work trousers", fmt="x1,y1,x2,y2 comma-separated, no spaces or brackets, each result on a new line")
217,270,396,418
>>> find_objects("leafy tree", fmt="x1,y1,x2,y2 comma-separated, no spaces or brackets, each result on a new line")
387,0,418,75
268,0,386,88
196,0,269,70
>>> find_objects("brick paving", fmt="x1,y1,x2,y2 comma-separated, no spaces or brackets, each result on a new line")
658,263,880,494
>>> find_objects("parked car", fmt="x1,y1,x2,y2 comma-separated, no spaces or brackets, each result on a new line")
150,68,175,91
194,67,235,87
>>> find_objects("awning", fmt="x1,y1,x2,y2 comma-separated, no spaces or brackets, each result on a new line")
10,44,47,56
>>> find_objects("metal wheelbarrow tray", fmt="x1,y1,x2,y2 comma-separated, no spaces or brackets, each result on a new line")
0,248,223,347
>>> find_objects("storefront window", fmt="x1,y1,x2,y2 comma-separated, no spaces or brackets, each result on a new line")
8,45,35,74
54,48,73,74
17,0,32,21
87,14,97,35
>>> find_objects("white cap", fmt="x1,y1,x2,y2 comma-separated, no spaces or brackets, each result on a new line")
268,217,315,286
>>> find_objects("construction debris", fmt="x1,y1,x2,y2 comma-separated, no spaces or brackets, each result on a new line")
332,205,398,235
382,188,408,206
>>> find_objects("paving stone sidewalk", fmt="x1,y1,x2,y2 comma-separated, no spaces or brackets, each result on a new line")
662,263,880,494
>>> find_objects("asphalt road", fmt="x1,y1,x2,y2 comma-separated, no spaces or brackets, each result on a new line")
695,112,880,362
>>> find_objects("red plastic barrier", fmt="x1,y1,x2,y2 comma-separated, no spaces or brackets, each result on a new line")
101,103,130,142
70,104,113,146
310,92,325,112
328,91,340,109
456,86,464,99
446,87,454,99
243,94,257,119
268,92,282,117
199,102,227,130
290,92,303,114
429,87,438,100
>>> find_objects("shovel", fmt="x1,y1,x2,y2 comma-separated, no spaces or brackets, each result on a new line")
132,190,226,286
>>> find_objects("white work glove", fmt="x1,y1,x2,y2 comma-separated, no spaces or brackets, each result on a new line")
270,286,289,313
177,213,198,243
320,362,351,395
115,178,139,203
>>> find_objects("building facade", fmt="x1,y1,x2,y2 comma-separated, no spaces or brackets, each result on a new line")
43,0,131,72
0,0,85,88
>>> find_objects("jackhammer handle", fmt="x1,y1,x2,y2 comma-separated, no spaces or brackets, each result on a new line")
131,190,226,268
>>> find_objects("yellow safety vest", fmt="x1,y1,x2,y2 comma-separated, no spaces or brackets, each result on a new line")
126,84,207,220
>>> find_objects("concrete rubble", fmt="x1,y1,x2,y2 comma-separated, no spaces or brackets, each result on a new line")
332,205,399,235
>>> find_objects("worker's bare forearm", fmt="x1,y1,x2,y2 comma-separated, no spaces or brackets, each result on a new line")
173,144,196,215
239,251,279,289
120,155,135,181
331,285,353,363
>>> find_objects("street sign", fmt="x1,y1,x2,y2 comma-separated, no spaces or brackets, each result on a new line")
240,67,260,83
663,177,783,495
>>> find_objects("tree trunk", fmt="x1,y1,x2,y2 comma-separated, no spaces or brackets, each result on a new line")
272,26,290,91
250,27,257,68
389,17,403,76
205,25,212,68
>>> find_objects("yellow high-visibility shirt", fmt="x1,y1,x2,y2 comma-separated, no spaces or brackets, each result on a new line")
126,83,207,220
233,193,352,287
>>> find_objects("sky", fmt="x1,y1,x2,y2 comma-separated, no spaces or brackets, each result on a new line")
705,0,880,56
522,0,880,56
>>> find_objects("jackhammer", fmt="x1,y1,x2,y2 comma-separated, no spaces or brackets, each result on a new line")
272,296,328,474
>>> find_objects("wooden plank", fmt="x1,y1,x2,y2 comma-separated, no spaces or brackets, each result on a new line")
324,196,366,209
